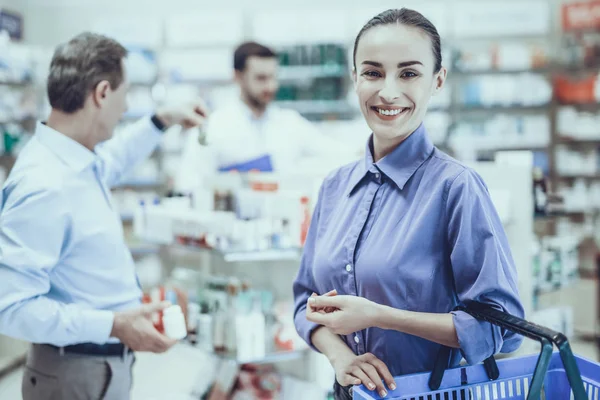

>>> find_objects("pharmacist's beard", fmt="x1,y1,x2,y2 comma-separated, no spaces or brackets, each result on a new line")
241,90,268,116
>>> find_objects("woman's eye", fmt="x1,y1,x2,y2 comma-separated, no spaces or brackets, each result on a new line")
362,71,382,78
401,71,418,78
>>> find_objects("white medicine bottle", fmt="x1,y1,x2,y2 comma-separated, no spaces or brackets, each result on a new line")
162,305,187,340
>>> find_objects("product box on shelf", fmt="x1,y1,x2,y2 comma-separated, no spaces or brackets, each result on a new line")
134,172,319,253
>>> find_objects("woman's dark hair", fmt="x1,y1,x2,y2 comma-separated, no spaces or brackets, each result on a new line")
353,8,442,73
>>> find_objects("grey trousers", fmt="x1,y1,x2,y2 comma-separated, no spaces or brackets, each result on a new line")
22,344,135,400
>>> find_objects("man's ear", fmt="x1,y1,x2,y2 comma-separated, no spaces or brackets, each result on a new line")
92,80,111,107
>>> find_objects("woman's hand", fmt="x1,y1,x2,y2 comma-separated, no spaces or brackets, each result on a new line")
331,351,396,398
307,295,380,335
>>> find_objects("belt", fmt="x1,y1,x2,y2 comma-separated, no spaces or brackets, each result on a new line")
46,342,132,357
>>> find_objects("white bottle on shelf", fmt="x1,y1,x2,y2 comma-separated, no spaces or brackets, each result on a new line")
212,300,226,352
249,297,266,361
235,313,253,363
196,304,213,352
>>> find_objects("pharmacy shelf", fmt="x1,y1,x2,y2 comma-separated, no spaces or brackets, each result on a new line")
169,242,301,263
558,102,600,110
558,174,600,180
274,100,354,115
0,80,32,86
129,81,157,87
456,104,550,113
114,178,164,189
129,245,160,256
217,347,308,365
278,65,346,80
0,118,33,124
451,67,551,76
476,145,550,152
222,248,301,263
534,211,588,219
557,137,600,146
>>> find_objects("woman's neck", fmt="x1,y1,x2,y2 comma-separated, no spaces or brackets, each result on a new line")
371,132,412,162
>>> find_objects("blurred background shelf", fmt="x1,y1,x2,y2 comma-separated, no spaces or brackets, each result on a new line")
274,100,353,115
456,104,551,113
212,346,308,365
278,65,346,80
452,68,552,76
169,242,301,263
114,178,164,189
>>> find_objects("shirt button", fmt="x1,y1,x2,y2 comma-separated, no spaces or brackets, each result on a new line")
374,173,380,179
345,264,352,272
354,335,360,344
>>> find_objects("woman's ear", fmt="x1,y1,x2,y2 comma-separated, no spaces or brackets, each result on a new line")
432,67,447,95
352,68,358,90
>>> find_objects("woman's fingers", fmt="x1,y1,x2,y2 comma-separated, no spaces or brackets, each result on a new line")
360,362,388,397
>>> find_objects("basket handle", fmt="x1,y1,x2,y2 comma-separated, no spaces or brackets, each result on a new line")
428,302,587,400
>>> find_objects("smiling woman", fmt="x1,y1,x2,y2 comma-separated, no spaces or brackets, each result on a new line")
351,10,447,162
292,8,524,400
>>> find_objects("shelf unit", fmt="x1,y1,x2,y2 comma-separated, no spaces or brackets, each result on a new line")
159,242,302,263
210,346,308,366
114,178,165,189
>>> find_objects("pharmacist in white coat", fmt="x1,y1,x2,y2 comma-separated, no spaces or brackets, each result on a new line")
175,41,359,192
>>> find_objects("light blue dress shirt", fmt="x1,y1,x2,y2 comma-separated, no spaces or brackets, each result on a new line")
0,117,162,346
293,124,524,377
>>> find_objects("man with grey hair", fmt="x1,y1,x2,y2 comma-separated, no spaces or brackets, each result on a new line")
0,32,208,399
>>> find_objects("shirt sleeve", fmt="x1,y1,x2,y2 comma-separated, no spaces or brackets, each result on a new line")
445,169,524,365
95,116,163,188
0,186,114,346
292,184,325,352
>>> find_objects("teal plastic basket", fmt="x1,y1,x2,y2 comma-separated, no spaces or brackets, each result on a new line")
353,303,596,400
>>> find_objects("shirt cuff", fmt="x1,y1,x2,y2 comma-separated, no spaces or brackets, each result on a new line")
78,309,115,344
451,310,502,365
294,307,322,353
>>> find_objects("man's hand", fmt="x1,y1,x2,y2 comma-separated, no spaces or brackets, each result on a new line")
307,295,380,335
110,301,177,353
155,98,209,130
331,351,396,398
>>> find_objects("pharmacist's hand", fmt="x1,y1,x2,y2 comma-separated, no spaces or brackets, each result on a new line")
110,301,178,353
307,295,378,335
155,98,209,130
332,351,396,397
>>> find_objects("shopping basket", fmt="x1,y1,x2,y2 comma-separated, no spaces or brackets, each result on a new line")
353,302,600,399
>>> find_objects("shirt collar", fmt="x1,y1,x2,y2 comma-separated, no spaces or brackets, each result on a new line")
347,123,434,195
35,122,96,172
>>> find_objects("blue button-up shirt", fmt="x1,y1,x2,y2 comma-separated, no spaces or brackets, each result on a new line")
293,124,524,376
0,117,161,346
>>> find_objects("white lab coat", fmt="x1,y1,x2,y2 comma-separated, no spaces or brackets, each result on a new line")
175,98,358,192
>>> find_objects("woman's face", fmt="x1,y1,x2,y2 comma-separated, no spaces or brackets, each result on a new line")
353,23,446,149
